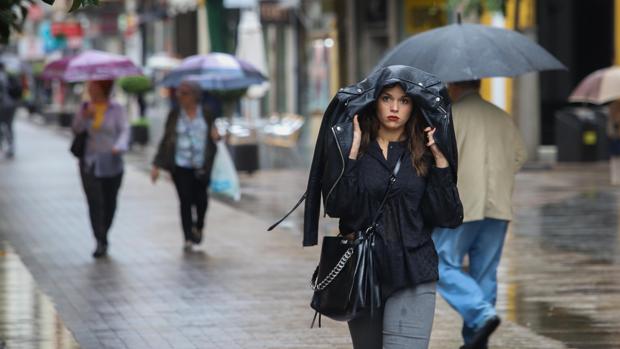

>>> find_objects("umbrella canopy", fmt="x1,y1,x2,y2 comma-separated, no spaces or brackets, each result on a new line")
160,52,267,90
568,66,620,104
376,22,566,82
42,50,142,82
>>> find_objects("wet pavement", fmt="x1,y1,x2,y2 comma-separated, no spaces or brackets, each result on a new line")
0,114,617,348
506,164,620,348
0,242,78,349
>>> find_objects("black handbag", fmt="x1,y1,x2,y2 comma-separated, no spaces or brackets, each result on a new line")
309,155,403,327
70,131,88,158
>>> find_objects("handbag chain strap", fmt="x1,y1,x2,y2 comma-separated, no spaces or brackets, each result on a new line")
310,246,355,291
310,153,405,292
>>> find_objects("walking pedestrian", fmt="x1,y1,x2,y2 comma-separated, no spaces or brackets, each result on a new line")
309,66,463,348
72,80,130,258
0,62,22,158
151,81,220,250
608,100,620,185
432,80,527,349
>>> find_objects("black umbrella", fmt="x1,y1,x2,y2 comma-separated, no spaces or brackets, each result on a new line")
376,21,566,82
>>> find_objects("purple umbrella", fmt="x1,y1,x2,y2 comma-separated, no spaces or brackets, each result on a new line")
160,52,266,90
42,50,142,82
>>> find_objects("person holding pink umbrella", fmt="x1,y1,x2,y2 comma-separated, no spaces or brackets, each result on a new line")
43,50,140,258
72,80,129,258
569,66,620,184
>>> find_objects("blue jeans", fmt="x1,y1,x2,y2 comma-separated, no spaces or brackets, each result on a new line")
432,219,508,344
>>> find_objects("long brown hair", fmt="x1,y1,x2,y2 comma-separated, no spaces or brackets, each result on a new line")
358,85,430,176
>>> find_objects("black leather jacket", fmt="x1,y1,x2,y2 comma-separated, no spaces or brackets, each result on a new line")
269,65,461,246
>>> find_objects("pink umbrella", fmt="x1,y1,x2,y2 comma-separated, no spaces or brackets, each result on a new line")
42,50,142,82
569,66,620,104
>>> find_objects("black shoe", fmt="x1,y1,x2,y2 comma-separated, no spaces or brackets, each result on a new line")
462,316,500,349
190,227,203,244
92,243,108,258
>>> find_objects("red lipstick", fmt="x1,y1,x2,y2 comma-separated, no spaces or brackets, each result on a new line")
387,115,400,121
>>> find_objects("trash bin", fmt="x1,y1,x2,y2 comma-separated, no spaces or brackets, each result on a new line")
226,122,259,174
130,124,150,145
58,112,73,127
555,106,609,162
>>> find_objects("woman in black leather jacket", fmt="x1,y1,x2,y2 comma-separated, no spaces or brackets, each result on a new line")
333,78,462,348
269,66,462,348
298,65,461,247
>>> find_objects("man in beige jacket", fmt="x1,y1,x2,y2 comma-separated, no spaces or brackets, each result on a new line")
432,80,527,349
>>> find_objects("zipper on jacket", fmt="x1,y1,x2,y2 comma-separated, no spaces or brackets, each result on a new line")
437,105,447,116
324,125,346,215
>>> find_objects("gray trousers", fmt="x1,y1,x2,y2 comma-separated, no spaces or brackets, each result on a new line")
348,282,436,349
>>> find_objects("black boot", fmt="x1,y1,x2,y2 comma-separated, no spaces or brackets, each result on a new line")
92,241,108,258
190,226,203,244
461,316,500,349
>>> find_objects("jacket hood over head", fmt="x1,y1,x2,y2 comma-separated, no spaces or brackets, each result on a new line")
332,65,458,179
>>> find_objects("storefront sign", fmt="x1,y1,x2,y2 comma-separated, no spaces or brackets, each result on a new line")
51,22,83,38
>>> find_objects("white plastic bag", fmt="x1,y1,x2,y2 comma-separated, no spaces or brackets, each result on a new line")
209,141,241,201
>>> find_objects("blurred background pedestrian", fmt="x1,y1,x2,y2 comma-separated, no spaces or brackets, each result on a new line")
432,80,527,349
0,62,22,159
151,80,220,250
608,100,620,184
72,80,129,258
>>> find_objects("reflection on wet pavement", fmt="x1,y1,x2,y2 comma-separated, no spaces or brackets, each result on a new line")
520,191,618,262
505,164,620,349
0,242,79,349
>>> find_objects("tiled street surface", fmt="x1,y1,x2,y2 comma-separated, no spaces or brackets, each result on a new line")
0,242,78,349
0,117,617,348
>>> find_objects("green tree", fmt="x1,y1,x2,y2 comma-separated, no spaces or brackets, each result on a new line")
0,0,98,44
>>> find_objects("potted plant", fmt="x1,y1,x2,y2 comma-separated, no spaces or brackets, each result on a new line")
119,75,152,145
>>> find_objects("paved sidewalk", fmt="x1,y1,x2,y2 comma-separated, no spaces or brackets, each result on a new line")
0,242,78,348
0,119,575,348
